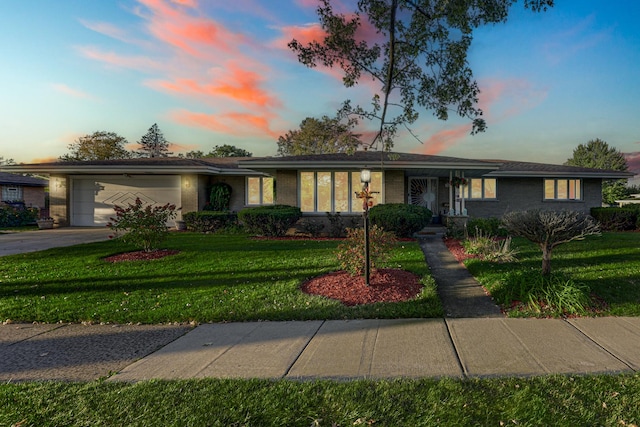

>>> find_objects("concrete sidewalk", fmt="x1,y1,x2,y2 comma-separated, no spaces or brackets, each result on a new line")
2,317,638,382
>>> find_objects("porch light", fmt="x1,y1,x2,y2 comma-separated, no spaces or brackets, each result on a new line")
360,168,371,184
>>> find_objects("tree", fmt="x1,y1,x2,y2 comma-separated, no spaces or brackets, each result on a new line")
137,124,172,158
59,131,132,161
502,210,600,276
277,116,361,156
207,144,252,157
289,0,553,150
565,139,629,205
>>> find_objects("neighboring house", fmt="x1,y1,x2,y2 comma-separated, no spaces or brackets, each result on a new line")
0,172,47,214
1,152,633,227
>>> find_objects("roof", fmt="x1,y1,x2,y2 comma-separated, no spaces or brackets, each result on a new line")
482,160,634,179
0,172,47,187
0,152,634,180
0,157,262,176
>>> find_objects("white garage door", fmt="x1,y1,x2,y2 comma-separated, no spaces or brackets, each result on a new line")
71,175,181,226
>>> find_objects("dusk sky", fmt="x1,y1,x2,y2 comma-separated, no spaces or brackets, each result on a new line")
1,0,639,177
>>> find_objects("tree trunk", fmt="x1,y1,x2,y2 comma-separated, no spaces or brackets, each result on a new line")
541,244,552,276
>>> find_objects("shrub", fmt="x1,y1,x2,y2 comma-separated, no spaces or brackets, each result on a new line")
0,205,38,227
204,182,232,211
238,205,302,237
326,212,360,238
492,270,593,317
107,197,178,252
299,219,324,237
183,211,238,233
462,229,517,263
368,203,432,238
465,217,508,238
335,225,397,276
590,207,638,231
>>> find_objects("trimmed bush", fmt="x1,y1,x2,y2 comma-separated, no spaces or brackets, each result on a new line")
590,206,638,231
368,203,432,238
238,205,302,237
0,205,38,227
204,182,232,211
183,211,238,233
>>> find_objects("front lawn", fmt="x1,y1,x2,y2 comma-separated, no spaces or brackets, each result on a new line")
1,375,639,426
464,232,640,317
0,233,442,323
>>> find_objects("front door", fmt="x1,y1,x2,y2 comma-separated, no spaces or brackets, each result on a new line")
408,177,438,213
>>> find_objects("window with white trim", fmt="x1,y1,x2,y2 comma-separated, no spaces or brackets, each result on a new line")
1,186,22,201
300,171,383,213
461,178,497,200
544,179,581,200
246,176,274,205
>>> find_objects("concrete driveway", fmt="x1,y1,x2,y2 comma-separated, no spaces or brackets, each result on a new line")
0,227,113,256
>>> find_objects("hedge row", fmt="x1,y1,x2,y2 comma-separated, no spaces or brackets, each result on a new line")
368,203,432,238
590,206,640,231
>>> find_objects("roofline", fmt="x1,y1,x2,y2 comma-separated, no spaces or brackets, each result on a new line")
238,159,501,171
0,165,263,176
484,170,635,179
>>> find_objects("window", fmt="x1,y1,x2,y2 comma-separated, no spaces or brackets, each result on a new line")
461,178,496,200
1,186,22,201
246,176,274,205
299,171,383,213
544,179,581,200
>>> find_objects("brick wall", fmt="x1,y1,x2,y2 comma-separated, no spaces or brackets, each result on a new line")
465,178,602,218
384,170,405,203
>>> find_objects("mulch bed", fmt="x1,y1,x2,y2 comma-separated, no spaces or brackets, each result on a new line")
103,249,180,263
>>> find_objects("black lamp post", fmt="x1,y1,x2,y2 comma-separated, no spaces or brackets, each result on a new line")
360,168,371,286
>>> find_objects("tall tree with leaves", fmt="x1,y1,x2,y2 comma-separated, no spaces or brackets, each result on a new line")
289,0,552,150
137,124,172,158
207,144,253,157
565,139,629,205
59,131,132,161
277,116,361,156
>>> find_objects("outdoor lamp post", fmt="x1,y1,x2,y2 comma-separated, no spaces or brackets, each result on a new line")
360,168,371,286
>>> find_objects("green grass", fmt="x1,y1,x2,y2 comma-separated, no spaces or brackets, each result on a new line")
464,232,640,317
0,233,442,323
1,375,639,426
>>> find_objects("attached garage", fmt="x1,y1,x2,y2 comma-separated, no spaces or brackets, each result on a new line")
70,175,181,226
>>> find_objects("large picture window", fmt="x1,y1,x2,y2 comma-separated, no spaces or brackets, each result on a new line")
246,176,274,205
461,178,497,200
300,171,383,213
544,179,581,200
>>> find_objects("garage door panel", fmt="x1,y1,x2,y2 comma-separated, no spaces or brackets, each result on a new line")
72,176,181,226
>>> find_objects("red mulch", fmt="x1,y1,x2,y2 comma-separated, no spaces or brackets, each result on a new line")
103,249,180,263
443,237,478,263
301,268,423,306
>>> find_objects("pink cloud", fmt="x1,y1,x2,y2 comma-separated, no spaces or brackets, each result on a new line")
51,83,95,100
624,151,640,175
415,124,473,155
149,61,281,109
77,46,163,71
172,110,279,138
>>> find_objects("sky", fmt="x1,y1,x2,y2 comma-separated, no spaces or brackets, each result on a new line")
1,0,639,178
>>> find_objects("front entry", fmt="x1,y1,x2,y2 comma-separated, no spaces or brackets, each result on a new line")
408,177,438,213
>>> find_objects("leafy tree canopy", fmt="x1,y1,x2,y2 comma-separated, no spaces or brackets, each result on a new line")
59,131,132,161
179,145,253,158
565,138,630,205
277,116,361,156
207,144,253,157
565,138,629,171
137,123,172,158
290,0,553,150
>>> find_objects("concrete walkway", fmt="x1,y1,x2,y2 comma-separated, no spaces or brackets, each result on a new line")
0,227,112,256
1,228,639,382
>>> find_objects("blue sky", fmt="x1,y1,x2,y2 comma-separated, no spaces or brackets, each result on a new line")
1,0,638,176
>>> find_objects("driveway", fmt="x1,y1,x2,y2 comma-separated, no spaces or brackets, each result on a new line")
0,227,113,256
